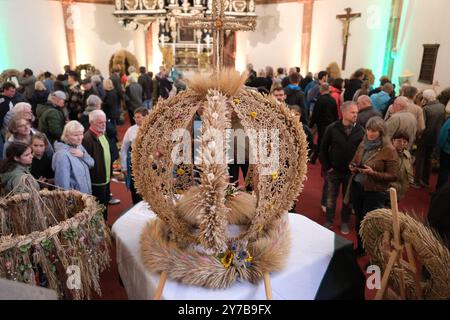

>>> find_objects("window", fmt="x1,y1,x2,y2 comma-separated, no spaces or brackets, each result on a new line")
418,44,440,84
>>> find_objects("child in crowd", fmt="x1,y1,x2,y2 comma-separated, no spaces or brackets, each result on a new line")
390,131,413,200
30,133,54,186
120,107,149,204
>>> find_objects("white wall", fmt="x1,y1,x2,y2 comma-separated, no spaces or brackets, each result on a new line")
236,2,303,73
0,0,68,75
0,0,146,78
3,0,449,89
393,0,450,91
309,0,391,80
73,2,146,77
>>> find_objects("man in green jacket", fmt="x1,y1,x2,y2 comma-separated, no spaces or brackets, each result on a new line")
37,91,66,146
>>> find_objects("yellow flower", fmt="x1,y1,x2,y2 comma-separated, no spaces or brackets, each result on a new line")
176,168,185,175
233,98,240,104
220,250,234,269
270,171,278,180
250,111,257,119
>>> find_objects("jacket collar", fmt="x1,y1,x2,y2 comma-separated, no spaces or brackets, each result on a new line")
89,126,104,138
287,84,301,91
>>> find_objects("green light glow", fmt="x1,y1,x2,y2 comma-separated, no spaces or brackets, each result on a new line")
0,14,10,71
367,0,391,86
382,0,410,88
391,0,410,88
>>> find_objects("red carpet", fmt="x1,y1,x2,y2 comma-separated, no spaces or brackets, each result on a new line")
94,120,435,300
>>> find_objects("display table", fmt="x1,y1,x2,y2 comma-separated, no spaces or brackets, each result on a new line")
112,201,365,300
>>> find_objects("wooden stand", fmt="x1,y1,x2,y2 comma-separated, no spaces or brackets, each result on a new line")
263,272,272,300
153,271,168,300
374,188,422,300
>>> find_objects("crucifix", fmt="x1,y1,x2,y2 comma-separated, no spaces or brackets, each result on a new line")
178,0,256,71
336,8,361,70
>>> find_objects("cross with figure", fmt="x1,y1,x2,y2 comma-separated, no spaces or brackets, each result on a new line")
336,8,361,70
178,0,256,71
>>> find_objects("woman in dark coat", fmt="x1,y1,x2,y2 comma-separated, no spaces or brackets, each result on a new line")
102,79,121,126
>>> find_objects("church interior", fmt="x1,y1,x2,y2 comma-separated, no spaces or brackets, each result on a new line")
0,0,449,302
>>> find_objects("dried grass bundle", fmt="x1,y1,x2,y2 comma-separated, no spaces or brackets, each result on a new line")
186,69,247,98
0,189,111,300
361,208,450,300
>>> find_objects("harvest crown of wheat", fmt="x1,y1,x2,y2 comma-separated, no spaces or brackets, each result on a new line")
133,70,308,288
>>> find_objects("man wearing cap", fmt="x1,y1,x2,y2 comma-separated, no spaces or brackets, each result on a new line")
37,91,67,146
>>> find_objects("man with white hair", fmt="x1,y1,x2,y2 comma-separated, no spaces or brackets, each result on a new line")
386,96,417,150
82,109,111,221
413,89,446,188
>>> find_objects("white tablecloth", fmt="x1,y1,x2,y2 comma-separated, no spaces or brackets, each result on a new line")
112,201,336,300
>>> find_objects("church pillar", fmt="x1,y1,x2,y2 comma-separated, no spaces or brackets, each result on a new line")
61,0,77,69
224,32,237,68
383,0,404,80
301,0,314,74
145,24,153,71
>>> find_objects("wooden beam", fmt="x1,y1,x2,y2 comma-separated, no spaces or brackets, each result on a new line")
145,24,153,71
301,0,314,73
61,1,77,69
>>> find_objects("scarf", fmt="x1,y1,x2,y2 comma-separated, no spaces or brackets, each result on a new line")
353,137,382,185
364,137,382,151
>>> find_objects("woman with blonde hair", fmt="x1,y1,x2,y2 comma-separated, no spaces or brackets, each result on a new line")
52,121,94,194
348,116,398,255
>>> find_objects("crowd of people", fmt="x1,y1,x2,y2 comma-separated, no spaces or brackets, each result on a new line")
0,64,182,220
245,63,449,251
0,63,448,251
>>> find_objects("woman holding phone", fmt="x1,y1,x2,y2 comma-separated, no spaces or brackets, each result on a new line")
349,116,398,256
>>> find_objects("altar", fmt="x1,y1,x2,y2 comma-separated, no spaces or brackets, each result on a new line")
111,202,365,300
